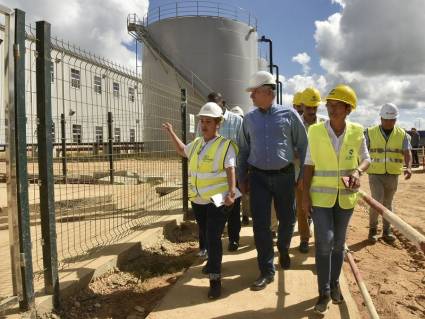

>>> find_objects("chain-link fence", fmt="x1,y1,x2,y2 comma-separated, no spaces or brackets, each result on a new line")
0,10,203,309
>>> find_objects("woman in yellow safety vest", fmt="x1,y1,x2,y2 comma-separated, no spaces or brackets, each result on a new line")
302,84,371,315
163,102,237,300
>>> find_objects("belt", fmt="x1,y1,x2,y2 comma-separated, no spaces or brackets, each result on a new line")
250,164,294,174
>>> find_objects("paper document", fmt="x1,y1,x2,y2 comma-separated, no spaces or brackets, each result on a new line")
210,188,242,207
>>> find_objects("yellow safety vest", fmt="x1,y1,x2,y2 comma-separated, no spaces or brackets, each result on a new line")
367,125,405,175
187,136,237,201
309,122,364,209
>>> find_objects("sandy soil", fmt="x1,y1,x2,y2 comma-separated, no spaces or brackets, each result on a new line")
38,222,199,319
345,172,425,318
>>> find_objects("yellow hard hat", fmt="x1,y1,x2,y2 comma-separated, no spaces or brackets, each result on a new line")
292,92,303,105
301,87,321,107
326,84,357,109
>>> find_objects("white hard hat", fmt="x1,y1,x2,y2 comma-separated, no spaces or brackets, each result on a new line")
197,102,223,118
246,71,276,92
230,106,244,117
379,103,399,120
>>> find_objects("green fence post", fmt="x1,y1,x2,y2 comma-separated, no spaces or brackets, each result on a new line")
180,89,188,213
8,8,35,311
36,20,60,309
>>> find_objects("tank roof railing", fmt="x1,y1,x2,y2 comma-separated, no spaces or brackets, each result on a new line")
141,1,257,29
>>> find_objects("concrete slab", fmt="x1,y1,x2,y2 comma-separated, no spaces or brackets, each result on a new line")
147,226,360,319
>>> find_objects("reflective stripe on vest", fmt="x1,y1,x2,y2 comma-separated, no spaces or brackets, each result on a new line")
187,136,235,201
367,125,405,175
308,122,364,209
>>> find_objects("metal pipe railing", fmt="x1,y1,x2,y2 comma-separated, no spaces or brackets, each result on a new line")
358,190,425,254
345,245,380,319
141,1,258,29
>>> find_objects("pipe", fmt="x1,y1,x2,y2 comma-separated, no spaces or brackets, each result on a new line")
278,81,283,105
345,245,380,319
273,64,280,104
358,189,425,254
259,35,273,74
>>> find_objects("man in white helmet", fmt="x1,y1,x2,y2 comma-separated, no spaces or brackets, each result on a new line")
238,71,308,291
365,103,412,244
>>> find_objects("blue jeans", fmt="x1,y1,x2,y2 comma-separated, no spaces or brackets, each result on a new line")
311,202,353,294
249,166,296,277
192,203,228,275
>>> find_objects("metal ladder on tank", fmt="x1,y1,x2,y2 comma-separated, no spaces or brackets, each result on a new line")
127,13,213,98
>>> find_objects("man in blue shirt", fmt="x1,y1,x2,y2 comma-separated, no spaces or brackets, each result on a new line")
238,71,308,291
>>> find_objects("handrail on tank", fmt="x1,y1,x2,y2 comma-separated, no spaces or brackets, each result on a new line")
140,1,258,29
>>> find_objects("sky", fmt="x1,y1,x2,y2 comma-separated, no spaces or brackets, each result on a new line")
4,0,425,130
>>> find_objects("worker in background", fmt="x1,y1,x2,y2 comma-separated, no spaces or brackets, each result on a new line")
238,71,307,291
365,103,412,244
303,84,370,314
410,127,420,167
162,102,238,299
230,106,250,226
205,93,243,252
295,87,326,253
293,91,304,116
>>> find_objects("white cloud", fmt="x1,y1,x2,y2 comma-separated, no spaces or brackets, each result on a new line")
309,0,425,129
331,0,346,8
292,52,311,75
3,0,148,69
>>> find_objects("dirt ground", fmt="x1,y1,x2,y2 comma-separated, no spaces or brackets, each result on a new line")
34,172,425,319
344,172,425,319
38,221,199,319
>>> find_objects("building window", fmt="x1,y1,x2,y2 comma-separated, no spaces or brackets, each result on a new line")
128,87,135,102
50,62,54,83
113,82,119,98
95,126,103,144
70,68,80,89
72,124,82,144
94,75,102,94
114,128,121,142
129,129,135,143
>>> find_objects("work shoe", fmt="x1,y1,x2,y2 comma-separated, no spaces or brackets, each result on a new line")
242,215,250,225
330,282,344,304
299,241,309,254
250,275,274,291
228,241,239,252
383,230,396,243
208,279,221,299
314,293,331,315
279,251,291,269
368,227,378,244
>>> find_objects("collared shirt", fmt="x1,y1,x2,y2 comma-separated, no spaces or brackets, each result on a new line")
196,109,243,144
219,110,243,143
305,120,371,165
364,125,411,151
237,104,308,183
